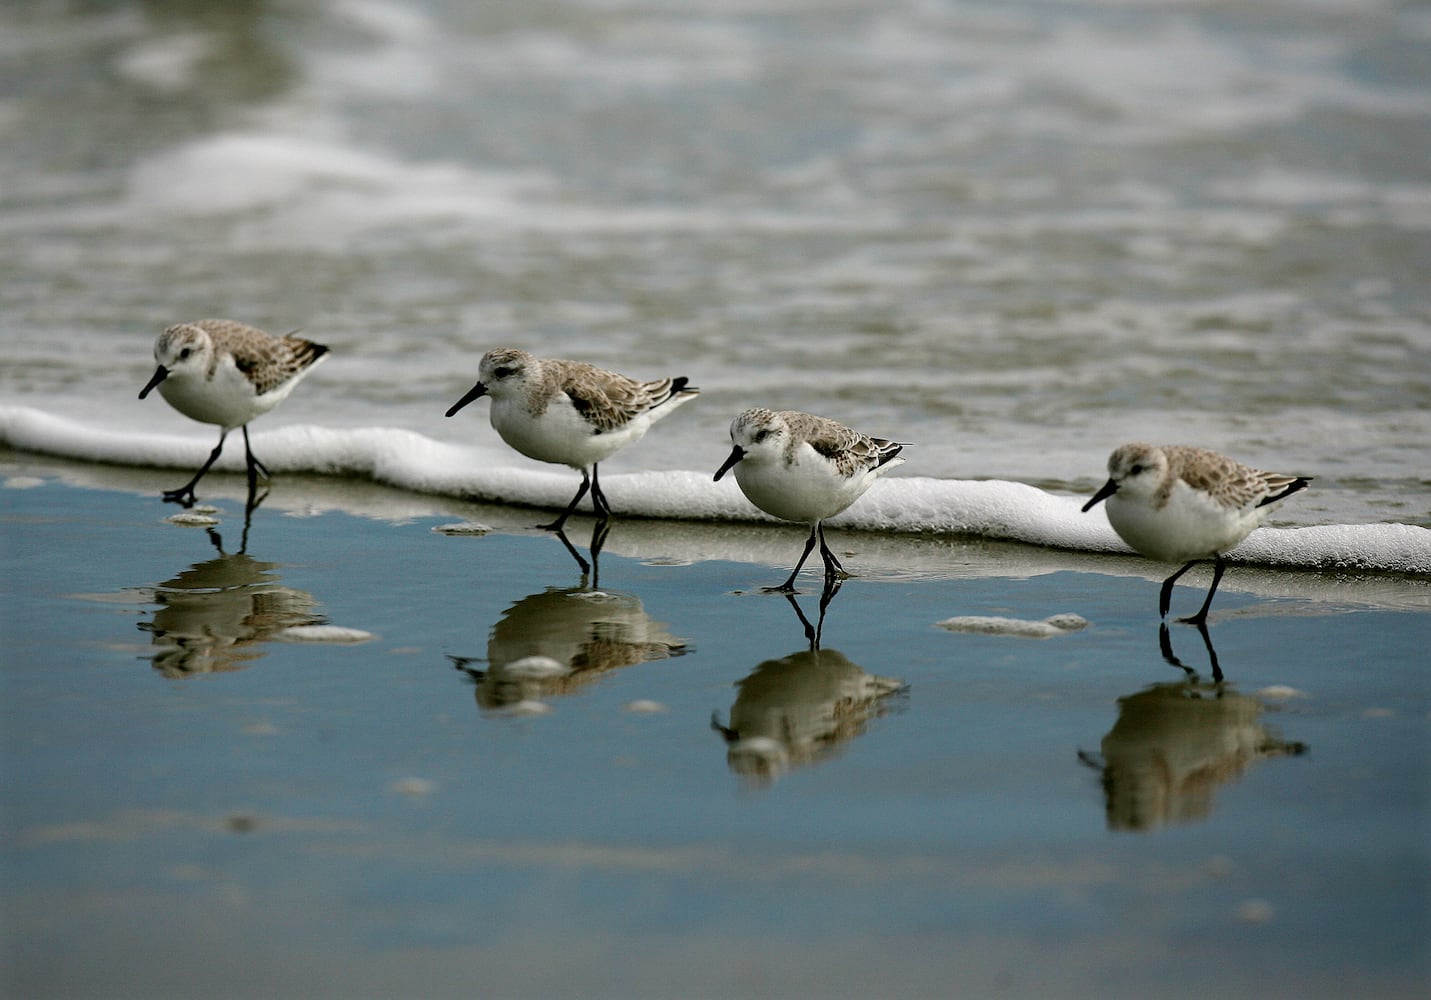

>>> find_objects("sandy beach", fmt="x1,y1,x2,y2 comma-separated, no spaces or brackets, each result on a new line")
3,451,1427,998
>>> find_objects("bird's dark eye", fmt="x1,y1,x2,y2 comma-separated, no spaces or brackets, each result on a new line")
753,430,770,443
178,348,192,360
1129,464,1143,475
493,366,513,379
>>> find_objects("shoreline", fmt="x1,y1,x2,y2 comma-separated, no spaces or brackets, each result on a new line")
5,447,1429,612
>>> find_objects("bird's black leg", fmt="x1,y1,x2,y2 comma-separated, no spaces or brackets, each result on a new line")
539,471,591,532
1158,559,1201,618
1179,555,1226,627
242,426,270,480
589,464,612,519
241,425,271,506
817,522,847,580
769,523,820,593
162,431,228,507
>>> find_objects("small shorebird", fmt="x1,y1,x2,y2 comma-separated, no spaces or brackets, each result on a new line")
139,319,329,507
445,348,698,531
714,407,904,592
1083,442,1310,624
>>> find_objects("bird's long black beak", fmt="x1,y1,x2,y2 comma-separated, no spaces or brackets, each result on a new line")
713,445,745,482
445,381,488,417
139,365,169,400
1082,478,1118,512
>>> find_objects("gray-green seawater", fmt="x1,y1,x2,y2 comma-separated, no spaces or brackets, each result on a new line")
1,457,1427,998
2,0,1429,529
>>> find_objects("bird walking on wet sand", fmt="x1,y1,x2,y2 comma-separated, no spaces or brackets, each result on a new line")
714,407,905,592
139,319,329,507
1082,442,1310,625
445,347,699,531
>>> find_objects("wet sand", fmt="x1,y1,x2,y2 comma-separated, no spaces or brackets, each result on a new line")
3,452,1427,999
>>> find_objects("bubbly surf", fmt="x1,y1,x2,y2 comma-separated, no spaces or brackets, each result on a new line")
5,405,1426,575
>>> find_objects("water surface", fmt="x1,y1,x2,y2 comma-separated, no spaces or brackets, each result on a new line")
2,466,1426,998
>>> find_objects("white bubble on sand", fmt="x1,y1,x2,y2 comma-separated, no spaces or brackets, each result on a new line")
936,613,1089,638
274,625,375,643
432,521,493,535
165,511,220,527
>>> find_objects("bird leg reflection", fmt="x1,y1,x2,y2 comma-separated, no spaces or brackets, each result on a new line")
204,499,258,557
1158,621,1223,684
782,575,844,649
552,517,611,585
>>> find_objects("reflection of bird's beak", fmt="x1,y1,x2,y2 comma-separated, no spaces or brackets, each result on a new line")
713,445,745,482
445,381,488,417
1082,478,1118,512
139,365,169,400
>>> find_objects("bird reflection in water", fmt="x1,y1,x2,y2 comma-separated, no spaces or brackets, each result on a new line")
139,516,322,678
451,555,687,713
1078,624,1307,831
711,580,906,784
551,518,611,584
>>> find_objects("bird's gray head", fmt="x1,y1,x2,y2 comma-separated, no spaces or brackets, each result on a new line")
139,323,213,399
445,347,537,417
1082,442,1165,511
714,407,786,481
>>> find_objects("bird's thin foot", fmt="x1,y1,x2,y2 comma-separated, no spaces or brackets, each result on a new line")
162,487,198,507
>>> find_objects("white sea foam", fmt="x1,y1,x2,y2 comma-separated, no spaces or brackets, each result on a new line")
5,405,1427,575
936,614,1089,639
164,511,220,528
124,132,558,252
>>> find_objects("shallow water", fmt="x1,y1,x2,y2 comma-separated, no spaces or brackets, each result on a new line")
2,464,1426,998
3,2,1429,992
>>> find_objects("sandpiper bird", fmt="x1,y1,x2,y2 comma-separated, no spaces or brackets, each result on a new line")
1083,442,1310,624
714,407,904,592
445,347,698,531
139,319,329,507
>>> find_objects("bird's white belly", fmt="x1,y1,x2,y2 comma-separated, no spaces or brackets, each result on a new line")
734,459,870,524
491,399,645,470
158,365,283,429
1106,490,1261,563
